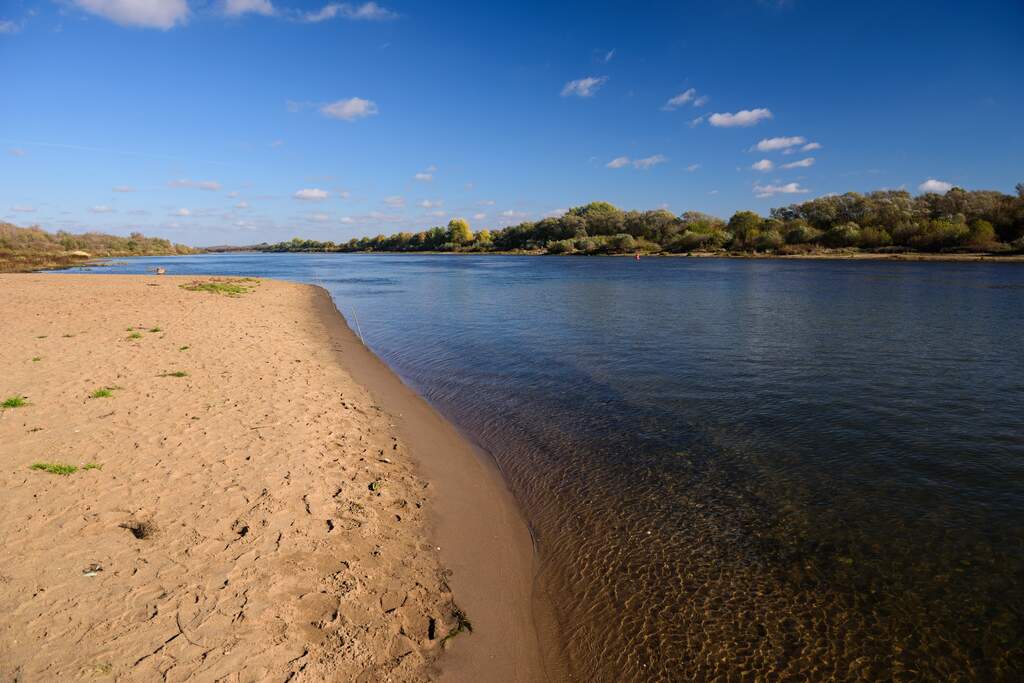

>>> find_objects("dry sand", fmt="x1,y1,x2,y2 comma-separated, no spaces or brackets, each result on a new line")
0,274,545,682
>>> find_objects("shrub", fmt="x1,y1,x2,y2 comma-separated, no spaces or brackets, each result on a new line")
967,219,996,247
784,223,823,245
859,227,893,248
822,222,862,248
753,230,785,251
546,239,575,254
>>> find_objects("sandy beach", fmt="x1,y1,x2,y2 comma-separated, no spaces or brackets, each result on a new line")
0,274,545,682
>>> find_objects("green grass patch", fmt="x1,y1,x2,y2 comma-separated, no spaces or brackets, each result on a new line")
149,327,162,333
127,332,142,339
2,396,28,409
82,463,103,471
179,278,256,297
159,370,188,378
30,462,78,475
90,386,119,398
32,356,41,362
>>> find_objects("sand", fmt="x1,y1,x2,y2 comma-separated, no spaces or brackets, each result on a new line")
0,274,545,682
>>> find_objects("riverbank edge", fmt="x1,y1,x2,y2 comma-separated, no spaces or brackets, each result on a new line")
307,285,553,682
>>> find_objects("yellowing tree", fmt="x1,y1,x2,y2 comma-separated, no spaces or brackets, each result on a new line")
447,218,473,245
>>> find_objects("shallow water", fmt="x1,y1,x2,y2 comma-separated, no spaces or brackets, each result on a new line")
61,254,1024,680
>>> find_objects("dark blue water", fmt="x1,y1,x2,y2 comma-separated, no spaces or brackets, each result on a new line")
61,254,1024,680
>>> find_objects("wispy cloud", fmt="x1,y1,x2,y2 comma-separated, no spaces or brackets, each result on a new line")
602,48,616,63
754,182,808,198
11,205,36,212
294,188,329,201
689,115,705,128
224,0,274,17
8,148,26,157
112,185,135,192
90,205,114,213
320,97,378,121
419,199,442,209
169,178,222,191
633,154,668,170
383,195,404,208
173,207,191,216
662,88,708,111
918,178,952,194
0,19,22,34
751,159,774,171
802,142,822,151
709,108,773,127
561,76,607,98
781,157,815,169
754,136,805,152
607,155,668,170
72,0,190,30
414,165,436,182
302,2,397,23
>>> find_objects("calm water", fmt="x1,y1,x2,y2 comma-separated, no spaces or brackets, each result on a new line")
62,254,1024,680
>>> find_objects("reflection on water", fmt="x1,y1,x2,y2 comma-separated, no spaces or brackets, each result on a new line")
62,254,1024,680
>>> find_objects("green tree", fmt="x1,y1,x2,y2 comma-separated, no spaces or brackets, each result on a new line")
447,218,472,245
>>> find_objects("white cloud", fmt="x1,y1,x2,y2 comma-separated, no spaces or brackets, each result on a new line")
754,182,809,198
383,195,404,208
686,163,701,172
309,212,331,222
173,207,191,216
543,208,567,218
294,188,328,201
270,139,285,147
781,157,815,169
689,115,705,128
90,205,114,213
662,88,696,110
419,199,442,209
751,159,774,171
478,199,495,206
633,154,667,170
473,212,487,220
169,178,222,191
501,209,527,219
8,148,25,157
112,185,134,192
303,2,397,23
340,216,354,224
72,0,189,30
320,97,378,121
606,156,631,169
414,172,433,182
709,108,773,127
918,178,953,194
428,210,445,218
235,201,249,209
561,76,607,98
603,48,616,63
802,142,822,151
224,0,274,16
754,135,805,152
0,19,21,33
11,205,35,212
694,95,709,107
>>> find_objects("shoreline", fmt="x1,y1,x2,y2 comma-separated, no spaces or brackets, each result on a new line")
308,286,551,681
0,274,547,681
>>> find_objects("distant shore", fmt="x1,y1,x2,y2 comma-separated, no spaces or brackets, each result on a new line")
0,274,545,681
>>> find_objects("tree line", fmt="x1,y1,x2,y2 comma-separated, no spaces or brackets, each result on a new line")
262,185,1024,256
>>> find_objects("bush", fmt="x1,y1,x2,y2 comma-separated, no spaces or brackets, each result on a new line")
859,226,893,248
547,239,574,254
753,230,784,251
784,223,823,245
822,222,862,248
967,219,995,247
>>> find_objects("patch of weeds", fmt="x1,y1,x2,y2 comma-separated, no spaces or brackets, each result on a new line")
126,326,134,332
30,462,78,476
32,356,42,362
82,463,103,471
2,396,28,409
440,605,473,647
179,278,255,297
159,370,188,378
368,480,382,492
119,520,156,540
149,327,162,333
127,332,143,340
90,387,116,399
179,345,190,351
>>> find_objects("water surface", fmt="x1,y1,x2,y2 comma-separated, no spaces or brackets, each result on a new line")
62,254,1024,680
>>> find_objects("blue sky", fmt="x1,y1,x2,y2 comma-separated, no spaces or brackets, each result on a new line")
1,0,1022,246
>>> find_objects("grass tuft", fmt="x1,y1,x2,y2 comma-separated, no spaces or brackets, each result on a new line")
82,463,103,471
32,356,42,362
90,387,115,399
30,462,78,475
149,327,162,333
440,605,473,647
127,332,142,340
179,278,255,297
3,396,28,409
160,370,188,378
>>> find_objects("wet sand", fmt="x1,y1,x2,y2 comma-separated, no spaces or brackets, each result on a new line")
0,274,546,681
